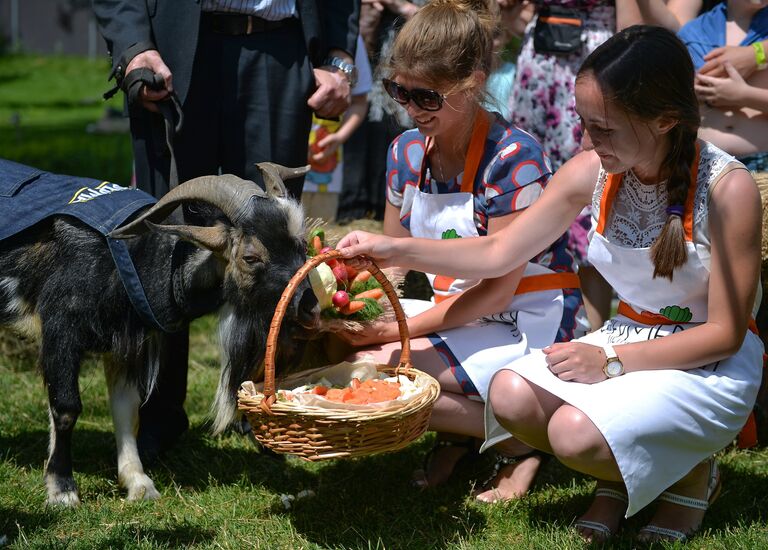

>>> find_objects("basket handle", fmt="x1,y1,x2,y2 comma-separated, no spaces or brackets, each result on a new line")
261,250,412,411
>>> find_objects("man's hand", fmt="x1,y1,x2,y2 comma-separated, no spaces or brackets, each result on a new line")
125,49,173,113
699,45,758,79
543,342,607,384
308,68,351,119
695,62,749,107
362,0,419,18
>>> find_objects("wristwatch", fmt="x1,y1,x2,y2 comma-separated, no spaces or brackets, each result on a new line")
602,344,625,378
323,56,358,88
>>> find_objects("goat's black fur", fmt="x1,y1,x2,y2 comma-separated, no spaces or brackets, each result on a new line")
0,174,318,505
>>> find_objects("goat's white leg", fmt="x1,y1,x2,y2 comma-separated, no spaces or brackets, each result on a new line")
107,375,160,501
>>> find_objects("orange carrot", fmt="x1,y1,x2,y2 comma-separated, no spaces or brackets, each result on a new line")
354,288,384,301
312,235,322,255
340,300,366,315
352,270,372,285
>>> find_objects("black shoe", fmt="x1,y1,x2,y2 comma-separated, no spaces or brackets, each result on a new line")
137,409,189,466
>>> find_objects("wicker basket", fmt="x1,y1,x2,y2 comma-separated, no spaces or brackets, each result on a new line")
238,250,440,461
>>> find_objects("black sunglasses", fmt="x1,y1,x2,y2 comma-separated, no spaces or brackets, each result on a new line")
382,78,446,112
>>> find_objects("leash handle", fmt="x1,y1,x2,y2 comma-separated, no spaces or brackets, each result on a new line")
122,68,184,190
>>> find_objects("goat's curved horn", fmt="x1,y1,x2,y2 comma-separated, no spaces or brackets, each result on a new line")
256,162,309,198
110,174,266,238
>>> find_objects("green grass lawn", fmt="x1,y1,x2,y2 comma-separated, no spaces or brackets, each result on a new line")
2,53,768,549
0,54,132,183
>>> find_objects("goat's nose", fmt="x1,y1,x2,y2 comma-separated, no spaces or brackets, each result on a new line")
297,287,320,328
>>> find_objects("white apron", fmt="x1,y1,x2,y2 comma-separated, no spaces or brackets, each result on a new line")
494,151,764,516
404,111,580,401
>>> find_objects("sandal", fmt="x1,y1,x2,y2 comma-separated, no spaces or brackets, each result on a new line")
637,458,721,543
411,434,479,489
473,449,546,503
574,485,628,543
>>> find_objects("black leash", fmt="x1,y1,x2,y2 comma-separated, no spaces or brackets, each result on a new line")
105,66,184,190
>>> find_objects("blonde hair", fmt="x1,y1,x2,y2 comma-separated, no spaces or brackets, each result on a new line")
387,0,499,99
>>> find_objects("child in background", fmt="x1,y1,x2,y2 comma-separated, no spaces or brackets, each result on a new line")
302,36,373,222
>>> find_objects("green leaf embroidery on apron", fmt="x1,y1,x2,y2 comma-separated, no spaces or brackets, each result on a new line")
441,228,461,239
659,305,693,323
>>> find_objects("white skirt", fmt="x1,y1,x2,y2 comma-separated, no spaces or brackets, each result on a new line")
484,316,764,516
401,287,565,401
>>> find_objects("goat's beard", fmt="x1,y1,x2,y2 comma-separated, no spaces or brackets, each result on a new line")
210,303,308,435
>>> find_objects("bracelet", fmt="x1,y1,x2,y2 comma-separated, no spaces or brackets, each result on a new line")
753,41,768,71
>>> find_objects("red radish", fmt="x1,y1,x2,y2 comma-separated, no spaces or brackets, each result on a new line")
319,246,333,255
332,290,350,308
332,264,348,285
344,262,358,279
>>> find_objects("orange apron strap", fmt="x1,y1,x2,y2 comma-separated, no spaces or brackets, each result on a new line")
595,171,622,235
538,16,582,26
433,271,580,304
619,300,759,334
596,143,701,238
514,272,581,295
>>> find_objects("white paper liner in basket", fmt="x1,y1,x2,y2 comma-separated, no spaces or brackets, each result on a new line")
239,357,433,413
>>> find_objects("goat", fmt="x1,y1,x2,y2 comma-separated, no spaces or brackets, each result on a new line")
0,161,319,505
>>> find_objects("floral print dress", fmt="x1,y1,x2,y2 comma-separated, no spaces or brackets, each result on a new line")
509,0,616,262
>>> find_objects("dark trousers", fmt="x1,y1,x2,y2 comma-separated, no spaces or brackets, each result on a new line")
131,18,315,434
337,114,407,221
130,18,315,199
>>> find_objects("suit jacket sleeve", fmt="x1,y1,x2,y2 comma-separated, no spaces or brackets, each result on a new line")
320,0,360,58
92,0,155,75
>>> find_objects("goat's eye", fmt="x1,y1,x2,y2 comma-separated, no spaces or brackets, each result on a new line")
243,254,263,266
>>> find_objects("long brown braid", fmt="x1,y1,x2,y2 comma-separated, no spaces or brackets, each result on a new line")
578,26,700,280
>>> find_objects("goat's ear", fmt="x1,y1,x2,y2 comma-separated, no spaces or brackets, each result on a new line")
145,221,229,255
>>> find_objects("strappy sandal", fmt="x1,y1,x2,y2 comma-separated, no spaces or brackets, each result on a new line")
411,434,479,490
473,449,546,503
637,458,722,543
574,486,628,543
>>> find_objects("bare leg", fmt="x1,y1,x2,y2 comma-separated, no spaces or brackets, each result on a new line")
470,370,564,503
548,404,625,541
349,338,484,487
637,459,720,543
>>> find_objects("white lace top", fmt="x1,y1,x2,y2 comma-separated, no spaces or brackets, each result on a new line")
590,141,741,250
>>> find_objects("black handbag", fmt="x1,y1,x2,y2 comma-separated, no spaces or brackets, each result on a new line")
533,6,584,55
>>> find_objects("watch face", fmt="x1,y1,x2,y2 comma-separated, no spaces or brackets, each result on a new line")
606,360,623,377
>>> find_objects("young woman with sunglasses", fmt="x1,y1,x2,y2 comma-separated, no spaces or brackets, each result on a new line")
339,26,763,542
336,0,587,502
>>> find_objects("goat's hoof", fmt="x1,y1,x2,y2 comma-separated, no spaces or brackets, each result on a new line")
46,489,81,507
45,474,81,506
126,477,160,501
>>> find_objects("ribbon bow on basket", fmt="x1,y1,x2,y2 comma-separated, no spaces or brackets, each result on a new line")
237,250,440,461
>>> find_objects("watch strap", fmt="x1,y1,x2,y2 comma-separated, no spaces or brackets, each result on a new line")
603,344,617,361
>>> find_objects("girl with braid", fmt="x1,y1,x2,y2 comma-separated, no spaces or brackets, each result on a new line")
338,26,764,543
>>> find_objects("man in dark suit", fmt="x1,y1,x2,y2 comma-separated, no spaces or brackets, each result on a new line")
93,0,360,461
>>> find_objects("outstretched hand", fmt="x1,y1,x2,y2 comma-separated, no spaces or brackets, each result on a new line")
336,231,400,269
336,320,400,347
543,342,607,384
